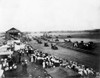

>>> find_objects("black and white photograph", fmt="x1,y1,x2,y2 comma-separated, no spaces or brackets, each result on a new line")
0,0,100,78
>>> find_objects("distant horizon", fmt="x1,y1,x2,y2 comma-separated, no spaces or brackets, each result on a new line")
0,27,100,33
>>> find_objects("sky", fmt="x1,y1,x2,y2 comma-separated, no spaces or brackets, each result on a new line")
0,0,100,32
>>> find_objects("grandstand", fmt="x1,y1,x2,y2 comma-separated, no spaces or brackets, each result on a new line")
5,27,23,40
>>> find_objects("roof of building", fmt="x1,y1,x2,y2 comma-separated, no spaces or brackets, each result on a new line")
6,27,22,33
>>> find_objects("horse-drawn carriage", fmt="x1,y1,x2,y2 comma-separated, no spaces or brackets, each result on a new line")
37,39,42,44
44,42,49,47
51,43,58,50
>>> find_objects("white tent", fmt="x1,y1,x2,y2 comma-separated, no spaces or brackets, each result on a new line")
0,45,10,52
7,40,21,45
0,44,13,55
0,51,13,55
14,43,25,51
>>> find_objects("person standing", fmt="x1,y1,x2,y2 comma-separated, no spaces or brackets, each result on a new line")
22,61,27,74
0,64,4,78
43,61,46,69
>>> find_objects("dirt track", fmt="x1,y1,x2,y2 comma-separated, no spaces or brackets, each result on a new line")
28,40,100,72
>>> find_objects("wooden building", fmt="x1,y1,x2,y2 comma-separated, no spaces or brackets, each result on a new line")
5,28,23,40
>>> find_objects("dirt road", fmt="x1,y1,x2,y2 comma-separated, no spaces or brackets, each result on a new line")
28,40,100,72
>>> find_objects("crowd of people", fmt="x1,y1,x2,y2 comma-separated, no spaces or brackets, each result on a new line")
0,39,100,78
0,42,52,78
